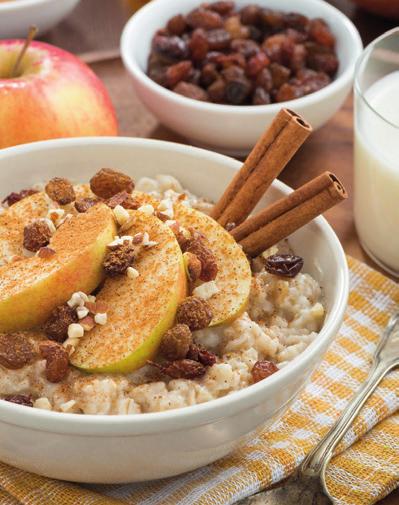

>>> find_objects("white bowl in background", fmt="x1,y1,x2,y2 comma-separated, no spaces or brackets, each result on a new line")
120,0,362,155
0,137,349,483
0,0,81,38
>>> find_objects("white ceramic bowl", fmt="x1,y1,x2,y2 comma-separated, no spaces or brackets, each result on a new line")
121,0,363,155
0,0,81,38
0,137,349,483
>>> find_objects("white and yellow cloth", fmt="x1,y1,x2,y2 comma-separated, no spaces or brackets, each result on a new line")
0,257,397,505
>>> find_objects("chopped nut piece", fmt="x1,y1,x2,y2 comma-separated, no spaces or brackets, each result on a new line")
68,323,84,340
103,242,136,276
192,280,219,301
106,191,140,210
67,291,89,309
148,359,206,379
90,168,134,199
60,399,77,413
47,208,65,227
23,220,53,252
44,304,78,343
45,177,76,205
160,324,192,360
138,204,155,216
127,266,140,279
4,394,33,407
37,246,56,259
94,313,107,325
0,333,35,370
113,204,130,226
186,344,217,366
183,251,202,282
76,307,89,320
34,397,52,410
2,189,38,207
185,233,218,281
176,296,213,330
251,360,279,383
132,232,144,245
74,197,99,213
39,341,69,383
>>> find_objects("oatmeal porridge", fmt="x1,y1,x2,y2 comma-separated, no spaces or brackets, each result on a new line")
0,170,325,415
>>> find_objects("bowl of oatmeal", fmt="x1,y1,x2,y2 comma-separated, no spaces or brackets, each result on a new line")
0,0,81,38
120,0,362,155
0,137,348,483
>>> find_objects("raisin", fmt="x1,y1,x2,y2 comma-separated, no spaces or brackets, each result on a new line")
149,359,206,379
252,87,271,105
103,242,136,276
165,60,193,88
261,8,285,30
44,304,78,343
183,251,202,282
252,360,278,383
74,197,99,213
174,81,209,101
187,68,201,85
289,44,307,71
217,52,246,69
39,341,69,383
275,83,305,102
246,52,270,77
248,25,263,42
309,18,335,48
307,51,338,77
185,235,218,281
189,29,209,61
224,15,249,40
256,67,273,91
264,254,304,277
207,29,231,51
90,168,134,199
0,333,34,370
207,78,226,102
231,39,260,58
187,344,217,366
201,63,219,86
270,62,291,88
176,296,213,330
186,8,223,30
240,5,262,26
2,189,38,207
152,34,189,61
225,77,252,104
208,1,234,15
283,13,310,31
262,34,294,65
23,220,52,252
160,324,192,360
203,50,224,65
167,14,187,36
45,177,75,205
4,394,33,407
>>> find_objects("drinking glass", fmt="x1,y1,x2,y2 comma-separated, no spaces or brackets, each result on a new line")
354,28,399,276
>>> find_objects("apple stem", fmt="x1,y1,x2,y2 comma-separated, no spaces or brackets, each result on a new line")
10,25,38,78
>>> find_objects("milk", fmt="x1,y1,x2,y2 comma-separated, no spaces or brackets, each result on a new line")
354,71,399,274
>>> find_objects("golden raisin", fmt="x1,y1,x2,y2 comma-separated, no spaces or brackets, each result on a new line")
39,341,69,383
45,177,76,205
90,168,134,199
23,220,52,252
176,296,213,330
160,324,192,360
0,333,35,370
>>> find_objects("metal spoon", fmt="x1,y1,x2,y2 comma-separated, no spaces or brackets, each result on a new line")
241,312,399,505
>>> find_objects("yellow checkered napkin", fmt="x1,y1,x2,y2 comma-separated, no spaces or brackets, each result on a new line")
0,256,398,505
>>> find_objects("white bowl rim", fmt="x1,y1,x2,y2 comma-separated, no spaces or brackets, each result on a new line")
0,136,349,436
0,0,70,11
120,0,363,115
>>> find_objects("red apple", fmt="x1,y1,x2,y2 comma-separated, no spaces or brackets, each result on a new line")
0,40,118,148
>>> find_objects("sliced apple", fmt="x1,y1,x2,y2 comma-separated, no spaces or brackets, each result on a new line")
0,204,116,332
173,203,252,326
70,210,187,374
0,184,93,264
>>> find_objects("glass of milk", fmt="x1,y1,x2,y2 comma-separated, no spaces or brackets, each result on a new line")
354,28,399,276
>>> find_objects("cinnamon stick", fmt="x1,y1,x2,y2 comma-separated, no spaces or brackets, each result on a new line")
210,108,312,228
232,171,347,257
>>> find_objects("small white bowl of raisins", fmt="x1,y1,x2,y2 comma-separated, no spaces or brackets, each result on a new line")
121,0,362,155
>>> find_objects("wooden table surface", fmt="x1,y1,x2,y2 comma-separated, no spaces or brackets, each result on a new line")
41,1,397,503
